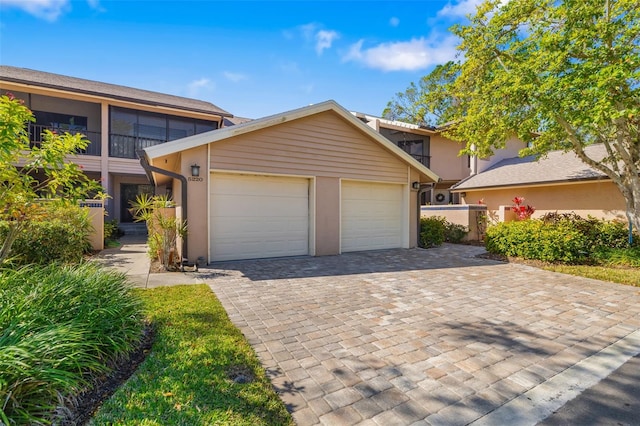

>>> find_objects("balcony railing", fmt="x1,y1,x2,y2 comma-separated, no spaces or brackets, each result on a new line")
28,124,102,156
410,154,431,168
109,134,167,159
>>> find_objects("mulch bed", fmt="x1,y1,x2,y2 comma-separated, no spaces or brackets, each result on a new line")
55,323,156,425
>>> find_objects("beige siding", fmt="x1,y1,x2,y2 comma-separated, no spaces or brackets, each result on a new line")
429,135,469,181
108,157,145,175
210,112,408,183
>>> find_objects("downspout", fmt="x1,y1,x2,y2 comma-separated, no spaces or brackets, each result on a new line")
417,182,436,247
137,150,189,263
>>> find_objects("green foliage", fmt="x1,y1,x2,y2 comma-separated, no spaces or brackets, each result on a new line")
384,61,460,126
0,94,103,264
389,0,640,232
129,194,187,270
486,220,588,263
486,214,638,263
420,216,469,247
104,218,120,242
420,217,446,247
0,263,144,425
0,202,92,265
92,285,294,426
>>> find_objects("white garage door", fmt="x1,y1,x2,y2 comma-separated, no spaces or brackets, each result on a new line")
341,181,404,252
210,173,309,261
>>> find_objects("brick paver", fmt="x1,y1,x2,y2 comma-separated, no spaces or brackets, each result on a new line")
202,244,640,425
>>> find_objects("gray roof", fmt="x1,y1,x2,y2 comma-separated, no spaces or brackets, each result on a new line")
0,65,232,117
452,144,609,191
223,116,253,126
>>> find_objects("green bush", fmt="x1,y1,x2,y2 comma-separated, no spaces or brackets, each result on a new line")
0,263,144,425
420,216,470,247
0,203,92,265
445,222,469,243
420,216,446,247
104,218,120,242
486,219,589,263
541,212,635,250
486,214,638,263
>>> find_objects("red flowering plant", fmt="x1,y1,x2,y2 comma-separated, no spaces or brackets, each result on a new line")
511,196,535,220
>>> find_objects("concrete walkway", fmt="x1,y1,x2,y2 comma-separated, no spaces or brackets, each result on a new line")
94,239,640,425
92,235,204,288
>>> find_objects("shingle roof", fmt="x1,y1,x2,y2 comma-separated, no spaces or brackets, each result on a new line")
223,116,253,126
452,144,609,191
0,65,232,117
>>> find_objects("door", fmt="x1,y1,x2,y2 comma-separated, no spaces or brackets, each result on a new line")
341,181,404,252
210,173,310,261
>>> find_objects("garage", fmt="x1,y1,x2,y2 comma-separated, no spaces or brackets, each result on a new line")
341,180,405,252
210,173,310,261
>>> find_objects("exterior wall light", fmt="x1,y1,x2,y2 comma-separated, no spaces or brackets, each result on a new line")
411,181,420,190
191,164,200,177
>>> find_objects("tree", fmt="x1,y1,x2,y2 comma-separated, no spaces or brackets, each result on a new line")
0,93,103,263
384,61,460,127
390,0,639,232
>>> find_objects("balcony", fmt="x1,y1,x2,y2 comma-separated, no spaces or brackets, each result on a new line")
109,134,167,159
29,124,102,156
410,154,431,168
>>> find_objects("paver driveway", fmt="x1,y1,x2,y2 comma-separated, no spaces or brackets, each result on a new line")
204,244,640,425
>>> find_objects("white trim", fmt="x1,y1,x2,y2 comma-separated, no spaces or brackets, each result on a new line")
144,100,440,183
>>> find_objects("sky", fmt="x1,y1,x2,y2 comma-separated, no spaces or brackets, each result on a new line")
0,0,482,119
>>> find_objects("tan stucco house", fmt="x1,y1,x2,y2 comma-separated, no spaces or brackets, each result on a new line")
451,144,627,223
141,100,440,263
0,65,232,230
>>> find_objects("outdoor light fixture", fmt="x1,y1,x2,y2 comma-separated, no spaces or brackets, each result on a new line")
191,164,200,177
412,181,420,190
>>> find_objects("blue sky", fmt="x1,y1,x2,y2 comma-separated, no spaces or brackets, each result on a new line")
0,0,481,119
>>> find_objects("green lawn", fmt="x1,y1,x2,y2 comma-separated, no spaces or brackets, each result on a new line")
541,264,640,287
91,285,294,426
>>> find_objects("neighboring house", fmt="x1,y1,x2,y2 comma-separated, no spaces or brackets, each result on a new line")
450,144,627,222
140,100,440,263
352,112,476,205
0,65,232,225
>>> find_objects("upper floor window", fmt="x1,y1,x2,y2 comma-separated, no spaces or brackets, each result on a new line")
109,107,219,158
33,110,87,132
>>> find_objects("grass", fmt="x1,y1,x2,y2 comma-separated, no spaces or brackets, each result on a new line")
90,284,294,426
0,263,144,425
540,264,640,287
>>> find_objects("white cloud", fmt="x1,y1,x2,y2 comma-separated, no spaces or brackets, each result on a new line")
187,78,215,98
0,0,104,20
0,0,69,21
315,30,339,55
389,16,400,27
222,71,247,83
437,0,510,19
437,0,484,18
295,23,340,56
343,36,459,72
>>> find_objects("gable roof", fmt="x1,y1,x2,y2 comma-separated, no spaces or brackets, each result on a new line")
0,65,232,117
451,144,609,191
143,100,440,183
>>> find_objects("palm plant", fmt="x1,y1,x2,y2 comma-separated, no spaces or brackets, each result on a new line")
128,194,187,271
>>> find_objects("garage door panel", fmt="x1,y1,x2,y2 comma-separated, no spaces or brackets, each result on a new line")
341,181,404,252
211,174,309,261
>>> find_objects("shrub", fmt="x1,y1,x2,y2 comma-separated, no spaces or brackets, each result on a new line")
420,216,446,247
104,218,120,242
420,217,470,247
445,222,469,243
0,203,92,265
486,219,589,263
0,263,144,425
